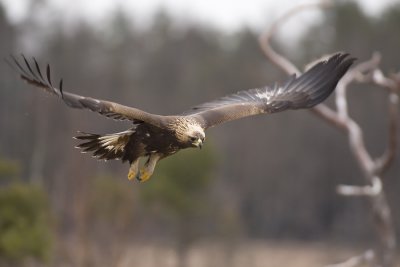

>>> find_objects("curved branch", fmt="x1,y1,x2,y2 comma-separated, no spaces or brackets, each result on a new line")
258,0,333,75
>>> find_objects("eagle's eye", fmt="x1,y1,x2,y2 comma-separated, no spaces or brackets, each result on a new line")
190,136,197,142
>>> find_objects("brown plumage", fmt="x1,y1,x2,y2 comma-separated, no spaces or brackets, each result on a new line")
7,52,355,182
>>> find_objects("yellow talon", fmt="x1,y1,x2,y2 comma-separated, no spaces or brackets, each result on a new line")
137,169,152,182
128,169,137,181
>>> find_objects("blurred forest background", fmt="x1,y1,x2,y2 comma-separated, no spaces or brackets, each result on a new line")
0,0,399,266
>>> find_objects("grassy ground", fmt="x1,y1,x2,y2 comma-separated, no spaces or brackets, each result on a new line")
86,241,384,267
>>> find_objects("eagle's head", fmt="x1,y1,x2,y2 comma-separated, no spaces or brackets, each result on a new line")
188,131,205,149
175,119,206,149
186,123,205,149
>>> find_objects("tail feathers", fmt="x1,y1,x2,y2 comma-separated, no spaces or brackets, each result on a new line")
74,130,134,161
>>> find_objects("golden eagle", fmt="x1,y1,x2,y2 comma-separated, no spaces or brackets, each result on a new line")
8,53,354,182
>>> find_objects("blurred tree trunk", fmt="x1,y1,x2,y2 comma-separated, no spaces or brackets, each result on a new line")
28,96,48,185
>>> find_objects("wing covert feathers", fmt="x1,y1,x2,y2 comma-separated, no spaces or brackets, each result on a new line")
187,52,355,128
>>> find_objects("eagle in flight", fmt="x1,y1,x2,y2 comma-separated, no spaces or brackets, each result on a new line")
9,53,354,182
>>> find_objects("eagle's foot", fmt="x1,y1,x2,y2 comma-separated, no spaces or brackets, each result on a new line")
136,169,152,182
127,160,139,181
133,154,160,182
128,169,137,181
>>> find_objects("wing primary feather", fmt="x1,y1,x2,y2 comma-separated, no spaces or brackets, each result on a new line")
11,55,31,78
46,64,53,87
33,57,45,80
185,52,355,128
22,54,40,81
59,78,64,99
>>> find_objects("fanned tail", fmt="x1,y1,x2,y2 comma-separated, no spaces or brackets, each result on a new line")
74,130,134,161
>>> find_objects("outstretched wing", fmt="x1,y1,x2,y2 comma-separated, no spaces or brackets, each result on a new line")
186,53,355,129
7,55,168,128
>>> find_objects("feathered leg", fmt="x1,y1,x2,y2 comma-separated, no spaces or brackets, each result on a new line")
136,154,161,182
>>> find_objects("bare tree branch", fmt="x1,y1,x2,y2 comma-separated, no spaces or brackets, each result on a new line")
334,54,382,175
337,176,382,197
371,70,399,175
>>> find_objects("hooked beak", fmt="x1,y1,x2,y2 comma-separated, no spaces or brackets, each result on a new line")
194,138,203,149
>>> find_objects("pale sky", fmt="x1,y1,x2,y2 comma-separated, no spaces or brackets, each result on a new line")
0,0,398,33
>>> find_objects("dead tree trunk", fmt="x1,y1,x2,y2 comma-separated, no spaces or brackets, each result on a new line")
258,2,399,267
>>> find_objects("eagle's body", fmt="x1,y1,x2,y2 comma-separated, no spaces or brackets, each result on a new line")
80,118,201,160
76,116,205,180
8,53,354,181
